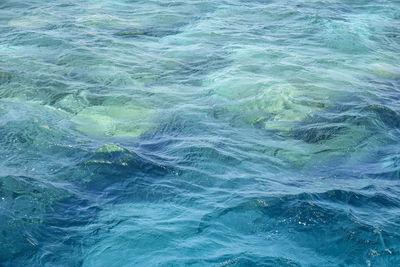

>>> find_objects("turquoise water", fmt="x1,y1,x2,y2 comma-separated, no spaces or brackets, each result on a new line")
1,0,400,265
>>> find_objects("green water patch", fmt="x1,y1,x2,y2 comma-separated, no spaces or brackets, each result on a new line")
8,15,52,29
71,103,157,138
366,62,400,79
0,93,160,140
76,14,127,29
208,78,330,136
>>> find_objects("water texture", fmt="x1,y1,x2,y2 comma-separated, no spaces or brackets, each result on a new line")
1,0,400,266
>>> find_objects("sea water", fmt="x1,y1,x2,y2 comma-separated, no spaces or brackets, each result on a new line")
1,0,400,266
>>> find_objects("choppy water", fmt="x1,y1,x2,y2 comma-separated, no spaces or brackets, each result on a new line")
1,0,400,266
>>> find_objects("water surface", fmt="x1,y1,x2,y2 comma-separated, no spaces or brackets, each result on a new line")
1,0,400,266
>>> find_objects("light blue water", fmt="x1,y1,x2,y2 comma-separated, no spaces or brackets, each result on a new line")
1,0,400,266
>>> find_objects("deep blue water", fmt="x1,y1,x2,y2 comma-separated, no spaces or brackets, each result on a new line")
1,0,400,266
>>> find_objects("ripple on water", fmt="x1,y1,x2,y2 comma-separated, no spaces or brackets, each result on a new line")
197,190,400,266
